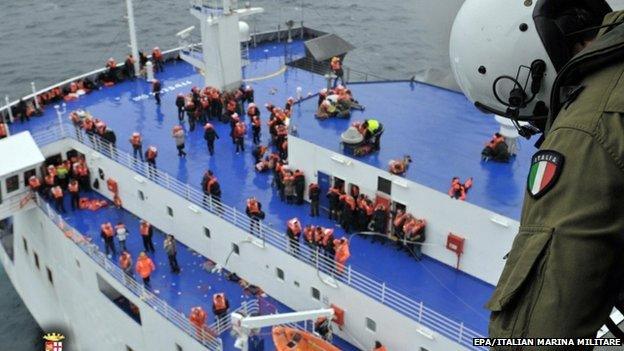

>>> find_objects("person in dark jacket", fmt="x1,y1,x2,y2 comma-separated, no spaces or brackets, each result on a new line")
175,94,186,122
164,234,180,273
293,170,305,205
308,183,320,217
371,204,388,244
203,123,219,156
152,80,162,105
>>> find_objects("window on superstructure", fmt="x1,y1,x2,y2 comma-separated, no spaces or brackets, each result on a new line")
276,267,285,281
377,177,392,195
138,190,145,201
46,267,53,285
175,344,183,351
6,175,19,193
97,274,142,324
23,169,36,187
126,346,134,351
204,227,211,238
22,237,28,253
311,287,320,301
167,206,174,217
33,252,40,270
0,217,14,262
365,317,376,332
231,243,239,255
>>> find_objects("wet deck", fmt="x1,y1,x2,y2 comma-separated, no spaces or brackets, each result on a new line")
12,39,498,336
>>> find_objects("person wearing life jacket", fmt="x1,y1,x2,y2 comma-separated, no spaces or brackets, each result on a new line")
189,306,207,337
449,177,472,201
247,102,260,120
252,145,267,165
303,224,316,249
28,175,41,194
373,341,387,351
392,209,407,246
212,293,230,322
250,113,262,144
129,132,143,161
334,237,351,274
321,228,335,260
139,220,155,253
284,96,295,117
481,132,511,162
246,197,263,235
406,219,426,260
115,222,129,252
293,169,305,205
151,47,164,72
330,56,344,87
362,119,383,151
0,122,7,139
308,183,320,217
145,146,158,177
203,123,219,156
68,178,80,211
75,160,91,192
49,185,65,213
106,178,119,196
100,222,116,257
388,155,412,175
228,112,240,142
124,54,136,80
286,217,302,256
233,120,246,154
119,251,133,284
135,251,155,288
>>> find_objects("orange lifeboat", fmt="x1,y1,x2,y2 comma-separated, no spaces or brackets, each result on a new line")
272,326,340,351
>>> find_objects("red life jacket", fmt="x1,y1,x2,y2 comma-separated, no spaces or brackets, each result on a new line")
130,134,142,146
287,218,302,236
146,147,158,160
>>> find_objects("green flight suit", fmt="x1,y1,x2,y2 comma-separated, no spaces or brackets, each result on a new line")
487,11,624,350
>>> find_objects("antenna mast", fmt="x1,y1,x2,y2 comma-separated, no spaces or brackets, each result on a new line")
126,0,141,78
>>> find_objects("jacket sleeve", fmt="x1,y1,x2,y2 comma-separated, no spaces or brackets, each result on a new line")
487,126,624,340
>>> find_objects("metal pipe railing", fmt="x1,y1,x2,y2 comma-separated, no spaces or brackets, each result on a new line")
31,124,486,351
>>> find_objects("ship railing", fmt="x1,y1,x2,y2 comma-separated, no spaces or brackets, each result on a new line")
36,196,225,351
208,299,261,336
31,124,486,350
0,191,36,220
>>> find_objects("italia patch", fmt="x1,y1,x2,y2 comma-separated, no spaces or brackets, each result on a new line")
527,150,564,198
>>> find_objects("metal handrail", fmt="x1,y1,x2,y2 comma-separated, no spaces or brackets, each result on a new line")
31,124,486,350
36,196,224,351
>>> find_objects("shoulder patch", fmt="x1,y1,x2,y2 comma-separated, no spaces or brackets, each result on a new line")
527,150,564,199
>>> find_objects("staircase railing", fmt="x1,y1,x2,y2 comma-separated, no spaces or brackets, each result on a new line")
31,123,486,351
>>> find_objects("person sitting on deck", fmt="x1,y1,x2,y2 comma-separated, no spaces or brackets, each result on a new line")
189,306,208,338
448,177,473,201
481,132,510,163
361,119,383,151
388,155,412,175
212,293,230,325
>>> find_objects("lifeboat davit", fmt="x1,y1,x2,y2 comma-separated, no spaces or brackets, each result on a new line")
272,326,341,351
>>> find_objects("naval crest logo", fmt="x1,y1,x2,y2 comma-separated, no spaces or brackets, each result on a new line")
527,150,564,199
43,332,65,351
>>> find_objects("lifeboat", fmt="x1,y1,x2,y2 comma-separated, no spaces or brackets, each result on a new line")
272,326,341,351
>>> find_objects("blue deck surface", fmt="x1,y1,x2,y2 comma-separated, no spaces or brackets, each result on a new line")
52,193,356,351
13,39,499,336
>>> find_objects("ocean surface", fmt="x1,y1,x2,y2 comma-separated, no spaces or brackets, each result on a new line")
3,0,624,349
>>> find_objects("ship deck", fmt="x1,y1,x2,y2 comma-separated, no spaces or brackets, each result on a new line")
11,39,502,337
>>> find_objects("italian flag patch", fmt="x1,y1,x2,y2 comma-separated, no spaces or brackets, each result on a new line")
527,150,564,198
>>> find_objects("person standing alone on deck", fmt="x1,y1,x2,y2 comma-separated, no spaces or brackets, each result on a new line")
139,220,156,253
152,79,161,105
175,93,186,122
136,251,155,290
172,125,187,157
164,234,180,273
203,123,219,156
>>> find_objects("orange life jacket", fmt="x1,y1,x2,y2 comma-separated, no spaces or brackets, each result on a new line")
83,118,94,130
190,307,207,327
234,122,246,138
107,178,118,194
212,293,227,312
343,196,356,211
101,223,114,237
314,229,324,244
140,222,151,236
374,346,387,351
0,123,8,137
135,256,155,278
68,181,79,193
287,218,302,236
322,229,334,246
76,163,88,176
304,226,315,243
335,240,350,263
146,147,158,160
119,253,131,270
393,212,406,228
51,186,63,199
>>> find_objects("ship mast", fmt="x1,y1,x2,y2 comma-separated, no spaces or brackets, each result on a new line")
125,0,141,79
